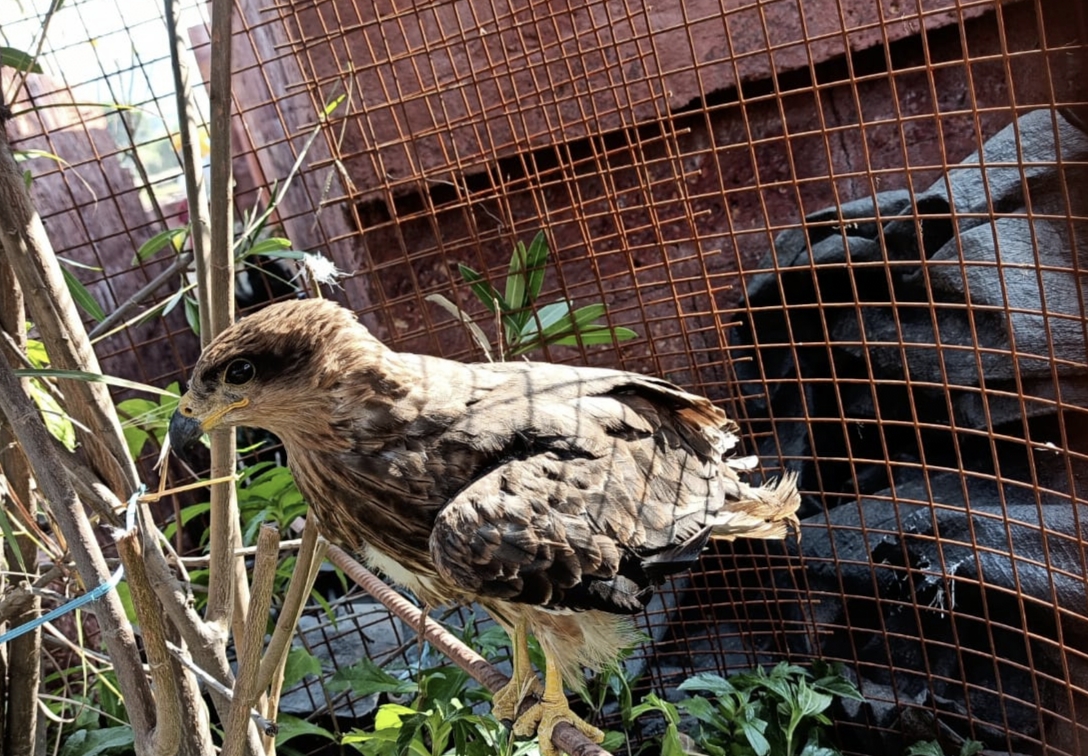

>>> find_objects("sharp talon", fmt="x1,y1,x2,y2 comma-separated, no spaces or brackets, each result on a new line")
511,702,543,739
520,697,603,756
491,676,542,725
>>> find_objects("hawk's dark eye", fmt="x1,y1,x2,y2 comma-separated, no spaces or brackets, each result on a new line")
224,359,255,386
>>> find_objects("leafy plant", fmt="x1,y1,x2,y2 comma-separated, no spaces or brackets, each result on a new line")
633,661,865,756
0,46,43,74
428,231,637,360
338,658,541,756
115,381,181,459
23,337,77,450
44,661,134,756
906,740,985,756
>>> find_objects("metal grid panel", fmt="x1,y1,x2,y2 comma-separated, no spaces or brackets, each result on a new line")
5,0,1086,752
269,0,1087,751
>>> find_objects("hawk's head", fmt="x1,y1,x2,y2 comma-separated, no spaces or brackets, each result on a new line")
170,298,388,450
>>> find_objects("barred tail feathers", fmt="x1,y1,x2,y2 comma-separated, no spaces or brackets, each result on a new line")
710,470,801,541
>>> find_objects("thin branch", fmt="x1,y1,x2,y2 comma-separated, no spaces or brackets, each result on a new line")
164,641,278,736
117,529,182,756
88,252,193,340
255,518,325,692
0,251,43,756
165,0,210,341
203,0,250,651
221,525,279,756
0,357,156,749
79,473,262,756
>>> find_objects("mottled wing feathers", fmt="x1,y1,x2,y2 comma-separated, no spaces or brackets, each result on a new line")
431,452,663,614
429,367,764,613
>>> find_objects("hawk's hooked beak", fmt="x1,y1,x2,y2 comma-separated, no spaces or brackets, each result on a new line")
168,408,204,462
177,394,250,432
168,394,249,460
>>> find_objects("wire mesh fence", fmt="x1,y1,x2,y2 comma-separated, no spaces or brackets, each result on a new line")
3,0,1086,753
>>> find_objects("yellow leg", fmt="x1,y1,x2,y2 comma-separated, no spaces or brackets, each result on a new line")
513,653,604,756
490,619,541,723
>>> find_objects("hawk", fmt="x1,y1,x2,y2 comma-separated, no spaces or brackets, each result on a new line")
172,298,799,754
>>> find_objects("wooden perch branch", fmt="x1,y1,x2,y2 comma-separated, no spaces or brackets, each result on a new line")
299,524,612,756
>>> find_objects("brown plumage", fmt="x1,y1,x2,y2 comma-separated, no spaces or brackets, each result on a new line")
174,298,800,754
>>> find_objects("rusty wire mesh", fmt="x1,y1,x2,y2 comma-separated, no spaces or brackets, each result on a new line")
4,0,1087,753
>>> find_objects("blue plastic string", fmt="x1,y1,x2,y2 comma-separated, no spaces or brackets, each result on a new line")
0,485,144,646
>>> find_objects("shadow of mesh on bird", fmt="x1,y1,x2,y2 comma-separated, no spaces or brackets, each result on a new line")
171,297,801,754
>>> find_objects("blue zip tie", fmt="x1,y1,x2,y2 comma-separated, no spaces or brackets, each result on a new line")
0,485,144,646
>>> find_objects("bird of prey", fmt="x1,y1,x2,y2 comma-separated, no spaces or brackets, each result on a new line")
172,298,800,754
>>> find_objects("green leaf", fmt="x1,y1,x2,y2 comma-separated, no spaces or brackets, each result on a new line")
811,663,865,702
323,93,347,118
517,300,571,339
23,169,32,189
328,658,418,697
540,325,639,351
0,506,27,575
505,240,529,312
135,227,188,263
630,692,680,726
741,718,772,756
184,295,201,336
57,256,102,272
905,743,947,756
59,727,134,756
660,723,688,756
247,249,308,262
163,501,211,541
13,368,179,396
795,683,834,718
0,47,42,74
458,264,505,314
116,397,160,419
523,231,549,303
61,266,106,322
28,378,76,450
798,732,840,756
121,425,151,459
679,672,739,699
26,339,49,368
426,669,478,707
600,731,626,751
274,714,336,747
113,582,139,624
532,302,608,344
242,237,293,257
394,710,429,755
